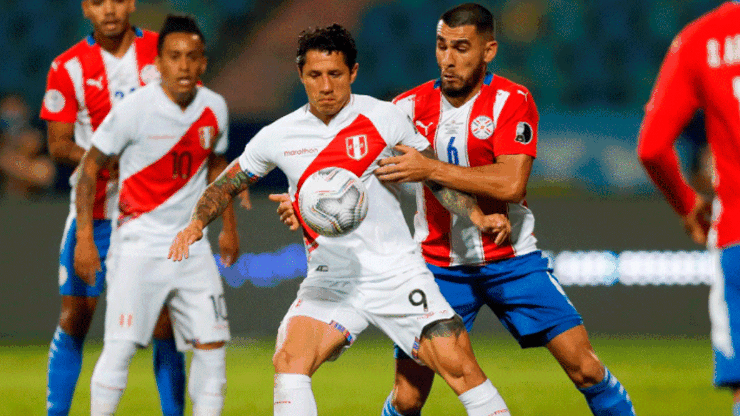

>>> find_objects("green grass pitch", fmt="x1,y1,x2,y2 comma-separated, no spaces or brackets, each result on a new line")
1,334,726,415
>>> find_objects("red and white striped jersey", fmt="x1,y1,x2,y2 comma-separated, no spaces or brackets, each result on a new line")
40,27,160,220
638,2,740,249
394,73,540,267
238,95,431,280
92,83,229,257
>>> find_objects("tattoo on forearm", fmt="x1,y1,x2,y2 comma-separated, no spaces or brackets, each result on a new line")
191,162,253,227
420,315,465,341
76,149,110,228
430,184,477,217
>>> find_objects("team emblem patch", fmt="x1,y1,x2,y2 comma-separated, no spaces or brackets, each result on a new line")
199,126,215,149
470,116,494,140
44,89,65,113
140,64,160,85
515,121,533,144
345,134,368,160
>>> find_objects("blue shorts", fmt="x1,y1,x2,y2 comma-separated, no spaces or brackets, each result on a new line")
712,245,740,387
395,251,582,359
58,216,111,297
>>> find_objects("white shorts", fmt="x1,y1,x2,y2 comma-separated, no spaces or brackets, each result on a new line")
276,265,455,362
104,251,230,351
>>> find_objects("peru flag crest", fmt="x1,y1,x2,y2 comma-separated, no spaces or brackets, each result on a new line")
199,126,215,149
345,134,368,160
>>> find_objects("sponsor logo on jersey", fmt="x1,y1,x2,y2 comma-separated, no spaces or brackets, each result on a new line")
346,134,368,160
284,147,319,157
515,121,533,144
315,265,329,272
199,126,215,149
140,64,160,84
44,89,65,113
471,115,494,140
85,76,104,90
415,120,434,136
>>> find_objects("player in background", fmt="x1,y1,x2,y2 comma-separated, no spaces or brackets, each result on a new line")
637,2,740,414
40,1,186,415
74,14,236,415
371,4,635,415
170,24,513,416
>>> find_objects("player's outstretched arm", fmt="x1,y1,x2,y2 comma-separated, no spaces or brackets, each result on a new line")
47,121,86,166
74,146,111,284
207,154,240,267
169,160,252,261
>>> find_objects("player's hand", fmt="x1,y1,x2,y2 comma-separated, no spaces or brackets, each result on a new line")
168,220,204,261
470,211,511,246
218,228,240,267
237,188,252,210
375,145,438,183
269,193,300,231
73,237,101,286
681,195,712,245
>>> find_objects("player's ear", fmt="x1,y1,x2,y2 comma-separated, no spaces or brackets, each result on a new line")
483,40,498,64
155,55,162,75
296,65,305,84
81,1,91,19
128,0,136,14
199,55,208,76
349,63,359,84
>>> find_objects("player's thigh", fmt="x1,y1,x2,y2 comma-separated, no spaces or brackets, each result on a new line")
364,267,456,363
103,253,171,346
711,245,740,386
58,216,112,298
167,254,230,350
428,264,486,332
480,252,583,348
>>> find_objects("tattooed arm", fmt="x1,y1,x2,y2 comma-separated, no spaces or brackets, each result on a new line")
74,146,112,284
207,155,240,266
169,160,253,261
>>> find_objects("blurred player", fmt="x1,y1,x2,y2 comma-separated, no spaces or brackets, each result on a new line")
74,14,235,415
637,2,740,414
372,4,635,415
170,24,512,416
39,1,185,414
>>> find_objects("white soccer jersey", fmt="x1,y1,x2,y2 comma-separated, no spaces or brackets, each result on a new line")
40,28,160,219
238,95,431,280
92,83,229,256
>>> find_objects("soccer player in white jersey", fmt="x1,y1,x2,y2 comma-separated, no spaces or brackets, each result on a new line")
74,15,235,415
170,24,512,416
40,1,185,414
373,4,636,416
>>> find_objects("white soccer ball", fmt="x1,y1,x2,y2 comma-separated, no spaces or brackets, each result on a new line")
298,167,369,237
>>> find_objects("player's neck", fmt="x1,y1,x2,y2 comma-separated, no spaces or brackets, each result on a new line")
443,77,484,108
161,85,197,111
93,26,135,58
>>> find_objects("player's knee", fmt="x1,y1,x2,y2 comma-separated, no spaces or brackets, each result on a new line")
189,347,226,412
91,341,137,388
566,354,604,388
59,298,97,337
392,388,426,414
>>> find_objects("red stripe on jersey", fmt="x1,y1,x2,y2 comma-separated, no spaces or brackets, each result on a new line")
134,30,159,85
292,114,388,245
420,186,453,267
80,44,112,131
118,108,218,223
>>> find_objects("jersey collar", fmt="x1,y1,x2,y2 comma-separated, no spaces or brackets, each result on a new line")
86,26,144,46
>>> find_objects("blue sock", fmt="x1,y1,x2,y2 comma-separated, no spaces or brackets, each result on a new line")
578,367,635,416
381,392,420,416
734,401,740,416
152,338,186,416
46,326,84,416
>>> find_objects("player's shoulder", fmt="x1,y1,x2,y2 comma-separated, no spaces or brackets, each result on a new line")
137,27,159,43
354,94,407,121
487,74,532,99
196,86,228,109
392,80,438,104
49,36,94,70
673,2,739,46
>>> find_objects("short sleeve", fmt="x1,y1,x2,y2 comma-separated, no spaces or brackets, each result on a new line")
213,98,229,155
388,103,430,152
492,90,539,158
236,126,276,179
40,60,79,123
91,100,133,156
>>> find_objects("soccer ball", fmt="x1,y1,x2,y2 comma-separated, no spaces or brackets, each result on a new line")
298,167,369,237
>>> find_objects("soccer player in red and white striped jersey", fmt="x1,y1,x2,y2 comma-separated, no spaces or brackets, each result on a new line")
638,2,740,412
374,4,635,415
40,1,185,415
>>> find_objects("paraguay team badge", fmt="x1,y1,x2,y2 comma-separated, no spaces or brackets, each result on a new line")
470,115,494,140
199,126,215,149
346,134,368,161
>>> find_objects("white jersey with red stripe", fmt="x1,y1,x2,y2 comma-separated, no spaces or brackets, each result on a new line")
91,83,229,257
393,73,540,267
40,28,160,220
237,94,431,280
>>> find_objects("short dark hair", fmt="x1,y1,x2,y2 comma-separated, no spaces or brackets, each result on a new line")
157,14,205,54
296,24,357,71
440,3,495,40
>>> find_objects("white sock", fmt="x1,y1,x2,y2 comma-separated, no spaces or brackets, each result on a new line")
458,379,510,416
273,373,317,416
90,341,137,416
189,347,227,416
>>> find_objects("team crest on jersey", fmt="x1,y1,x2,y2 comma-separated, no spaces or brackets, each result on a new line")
515,121,533,144
345,134,368,160
44,89,65,113
140,64,160,84
199,126,215,149
471,116,494,140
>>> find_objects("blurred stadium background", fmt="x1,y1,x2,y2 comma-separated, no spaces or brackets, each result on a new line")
0,0,728,414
